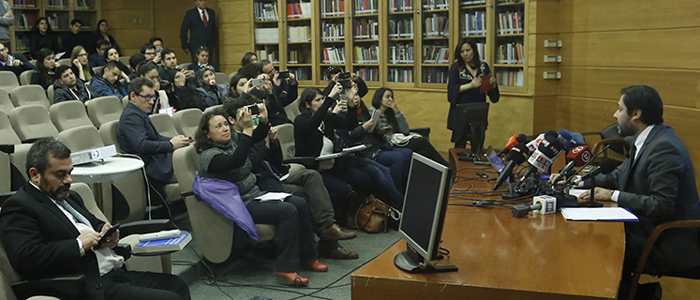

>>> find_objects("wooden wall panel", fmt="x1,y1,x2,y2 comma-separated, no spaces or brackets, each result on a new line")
102,0,152,56
153,0,220,64
558,0,700,33
218,0,251,74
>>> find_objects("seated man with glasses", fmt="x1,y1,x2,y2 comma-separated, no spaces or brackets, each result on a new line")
0,42,35,79
117,78,191,200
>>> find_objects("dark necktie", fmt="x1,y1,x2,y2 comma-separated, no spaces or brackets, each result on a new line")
56,199,91,226
202,10,208,27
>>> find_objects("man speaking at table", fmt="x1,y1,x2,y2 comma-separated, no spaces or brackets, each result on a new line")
578,85,700,296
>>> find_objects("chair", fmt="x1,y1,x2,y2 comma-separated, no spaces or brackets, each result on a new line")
8,86,50,110
172,145,276,264
203,104,222,114
56,125,103,153
49,101,93,132
121,96,128,107
274,123,296,160
177,63,191,70
118,56,131,67
0,90,13,114
55,58,71,67
171,108,202,137
92,66,102,75
0,71,19,93
99,120,120,152
46,85,54,105
148,114,180,138
8,105,59,143
627,220,700,300
284,97,301,123
86,96,122,128
228,71,237,81
0,111,21,145
215,72,228,85
28,59,36,66
19,70,33,86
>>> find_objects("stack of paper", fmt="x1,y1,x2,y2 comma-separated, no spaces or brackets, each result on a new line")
560,207,638,222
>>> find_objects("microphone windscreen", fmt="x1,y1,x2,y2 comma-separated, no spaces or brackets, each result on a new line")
567,145,592,166
545,130,558,138
516,133,527,144
570,133,585,146
507,144,529,164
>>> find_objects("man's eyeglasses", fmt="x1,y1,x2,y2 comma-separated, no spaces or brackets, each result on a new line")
137,93,157,101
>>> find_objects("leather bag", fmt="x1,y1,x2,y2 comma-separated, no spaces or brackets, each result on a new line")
353,194,401,233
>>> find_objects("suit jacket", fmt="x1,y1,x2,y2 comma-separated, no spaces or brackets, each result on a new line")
180,7,218,51
0,184,107,300
117,102,175,182
595,125,700,274
0,53,35,79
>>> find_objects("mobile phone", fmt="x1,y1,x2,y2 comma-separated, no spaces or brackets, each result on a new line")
245,104,261,115
251,78,265,86
95,223,121,248
278,71,290,79
338,72,352,80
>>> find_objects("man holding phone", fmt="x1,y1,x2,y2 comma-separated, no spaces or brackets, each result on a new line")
0,138,190,300
261,59,298,104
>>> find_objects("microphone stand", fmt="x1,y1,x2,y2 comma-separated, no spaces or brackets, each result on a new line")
578,176,603,207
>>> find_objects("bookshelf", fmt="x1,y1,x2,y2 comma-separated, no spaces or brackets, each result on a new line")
9,0,100,54
249,0,530,94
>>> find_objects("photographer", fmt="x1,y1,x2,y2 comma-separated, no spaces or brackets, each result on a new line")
322,66,368,99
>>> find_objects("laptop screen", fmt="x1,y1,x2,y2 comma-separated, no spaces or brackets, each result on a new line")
485,147,510,186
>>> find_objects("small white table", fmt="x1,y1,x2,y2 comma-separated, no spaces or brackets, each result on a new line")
71,157,144,218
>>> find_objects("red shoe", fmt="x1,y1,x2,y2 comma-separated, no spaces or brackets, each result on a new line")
276,272,309,286
302,259,328,272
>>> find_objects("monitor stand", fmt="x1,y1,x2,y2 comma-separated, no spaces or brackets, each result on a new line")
394,246,458,274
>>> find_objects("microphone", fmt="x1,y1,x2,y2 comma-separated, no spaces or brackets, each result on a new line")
498,133,528,155
568,132,585,149
572,166,603,186
526,133,565,172
525,133,546,154
566,145,593,167
511,195,557,218
563,144,611,186
557,129,572,148
493,144,529,190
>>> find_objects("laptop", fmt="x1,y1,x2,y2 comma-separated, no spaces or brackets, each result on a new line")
485,146,510,187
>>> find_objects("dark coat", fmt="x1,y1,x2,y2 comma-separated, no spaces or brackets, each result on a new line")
180,7,218,51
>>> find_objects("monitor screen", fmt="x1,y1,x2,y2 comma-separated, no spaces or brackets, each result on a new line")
398,153,453,261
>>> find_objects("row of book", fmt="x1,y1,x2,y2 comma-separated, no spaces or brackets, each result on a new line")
422,45,449,64
422,67,448,83
74,0,90,9
321,21,344,41
389,0,413,12
289,68,310,80
495,42,524,65
389,44,414,64
255,28,279,44
45,0,66,9
354,45,379,64
354,0,378,15
461,11,487,36
13,34,30,52
388,18,413,38
461,0,486,5
12,0,36,7
14,13,36,29
497,11,523,34
355,68,379,81
47,12,69,30
352,19,379,40
422,0,449,10
498,0,522,4
320,0,345,17
322,47,346,64
496,69,524,87
287,2,312,19
288,26,312,42
253,2,278,21
388,68,414,83
473,42,486,61
255,49,280,64
423,14,449,37
288,49,310,64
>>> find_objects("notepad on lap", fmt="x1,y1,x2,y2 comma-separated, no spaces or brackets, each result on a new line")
560,207,639,222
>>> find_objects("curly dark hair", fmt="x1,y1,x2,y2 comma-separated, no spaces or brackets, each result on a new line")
195,107,230,153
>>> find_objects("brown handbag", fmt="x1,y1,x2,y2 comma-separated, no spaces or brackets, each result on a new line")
353,194,401,233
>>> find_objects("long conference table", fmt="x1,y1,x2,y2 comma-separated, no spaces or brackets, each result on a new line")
351,149,625,300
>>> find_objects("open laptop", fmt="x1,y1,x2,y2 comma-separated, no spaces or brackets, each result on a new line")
484,146,510,187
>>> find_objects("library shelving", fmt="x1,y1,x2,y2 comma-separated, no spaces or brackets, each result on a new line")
8,0,101,54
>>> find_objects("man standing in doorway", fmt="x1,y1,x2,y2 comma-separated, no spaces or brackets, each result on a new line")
180,0,218,64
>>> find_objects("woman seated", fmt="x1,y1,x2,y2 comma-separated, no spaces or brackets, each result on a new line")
104,46,131,82
196,67,228,107
295,84,405,209
370,88,449,166
345,92,413,191
195,107,326,286
91,19,120,54
28,17,59,59
227,73,249,100
30,48,56,90
70,45,94,82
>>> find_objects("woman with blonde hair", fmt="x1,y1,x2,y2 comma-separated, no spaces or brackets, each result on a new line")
70,45,94,82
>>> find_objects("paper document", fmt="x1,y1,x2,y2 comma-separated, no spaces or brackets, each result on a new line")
343,144,367,153
256,192,291,202
368,109,381,132
315,152,345,161
567,189,588,198
560,207,639,222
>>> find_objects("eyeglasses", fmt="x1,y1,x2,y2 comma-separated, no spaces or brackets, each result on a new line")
137,93,157,101
77,53,88,57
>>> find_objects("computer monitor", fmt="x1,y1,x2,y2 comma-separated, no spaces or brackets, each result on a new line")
394,153,458,273
454,102,489,156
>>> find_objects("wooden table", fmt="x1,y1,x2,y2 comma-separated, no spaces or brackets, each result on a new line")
351,149,625,300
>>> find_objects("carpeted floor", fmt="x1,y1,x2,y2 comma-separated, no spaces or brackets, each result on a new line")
168,212,402,300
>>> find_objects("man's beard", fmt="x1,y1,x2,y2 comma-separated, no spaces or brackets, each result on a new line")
618,122,635,137
40,177,71,200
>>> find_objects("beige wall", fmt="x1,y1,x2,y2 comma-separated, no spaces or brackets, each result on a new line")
101,0,153,56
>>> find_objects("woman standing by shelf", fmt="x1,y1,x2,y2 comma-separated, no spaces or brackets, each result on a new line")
447,39,500,149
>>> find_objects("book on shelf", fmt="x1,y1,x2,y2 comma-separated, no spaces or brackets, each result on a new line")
354,45,379,64
254,1,279,21
422,0,448,10
498,11,523,34
321,0,345,17
322,47,346,64
287,1,311,19
321,21,344,41
461,11,486,36
12,0,37,8
422,67,448,83
388,19,414,39
133,232,192,254
13,34,29,52
46,0,66,9
461,0,486,4
496,69,524,87
388,67,414,83
287,25,311,42
355,68,379,81
255,49,279,64
389,0,413,12
352,18,379,40
288,49,309,64
496,42,524,64
354,0,378,15
254,28,279,44
423,14,449,37
74,0,89,9
389,43,414,64
289,68,309,80
422,45,449,64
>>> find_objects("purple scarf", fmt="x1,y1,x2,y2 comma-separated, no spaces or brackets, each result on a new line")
192,174,258,241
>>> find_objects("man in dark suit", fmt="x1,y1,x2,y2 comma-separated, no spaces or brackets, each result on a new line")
180,0,218,64
116,78,190,198
0,137,189,300
578,85,700,296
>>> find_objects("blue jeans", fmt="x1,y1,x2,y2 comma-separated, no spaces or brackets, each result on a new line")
375,147,413,190
342,157,405,209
